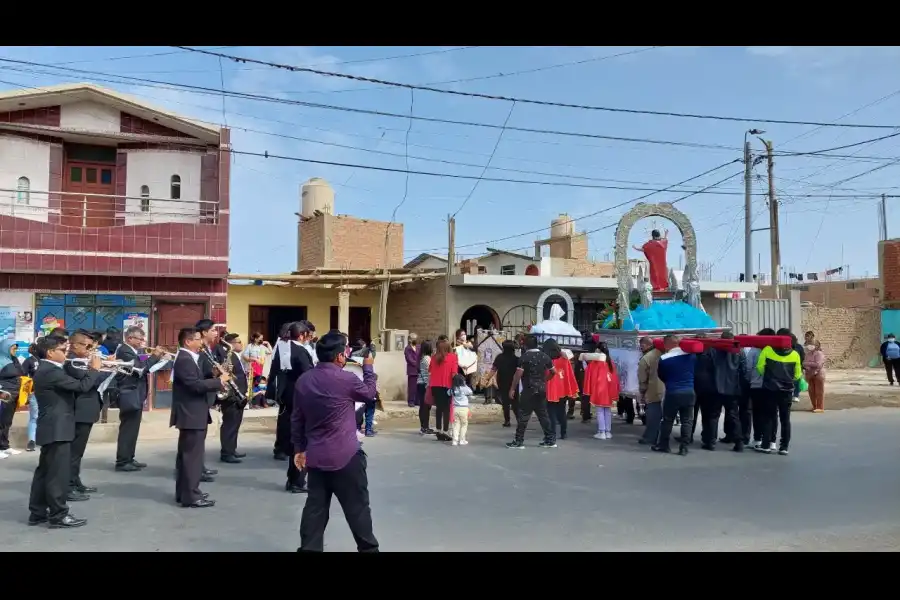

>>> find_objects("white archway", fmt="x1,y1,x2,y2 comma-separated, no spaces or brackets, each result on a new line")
535,288,575,325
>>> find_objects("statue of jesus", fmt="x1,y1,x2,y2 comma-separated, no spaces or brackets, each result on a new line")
633,228,669,292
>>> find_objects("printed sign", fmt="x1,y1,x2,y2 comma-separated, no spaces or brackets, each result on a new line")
123,312,150,335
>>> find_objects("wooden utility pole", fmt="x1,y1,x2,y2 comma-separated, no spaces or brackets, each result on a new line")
763,139,781,298
445,215,455,337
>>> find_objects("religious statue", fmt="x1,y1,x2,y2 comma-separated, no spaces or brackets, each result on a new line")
639,277,653,309
632,228,669,292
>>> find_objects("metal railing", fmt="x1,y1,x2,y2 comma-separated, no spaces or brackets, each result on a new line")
0,188,220,226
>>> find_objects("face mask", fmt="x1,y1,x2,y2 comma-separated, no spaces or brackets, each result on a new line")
805,345,816,352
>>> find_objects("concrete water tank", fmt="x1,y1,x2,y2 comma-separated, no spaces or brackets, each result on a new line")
550,214,574,238
300,177,335,218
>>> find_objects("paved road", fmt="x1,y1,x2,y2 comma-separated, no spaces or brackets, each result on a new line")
2,408,899,551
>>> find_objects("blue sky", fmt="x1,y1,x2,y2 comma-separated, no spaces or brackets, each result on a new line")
1,46,898,280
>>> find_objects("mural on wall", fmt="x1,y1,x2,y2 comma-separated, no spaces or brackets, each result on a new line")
0,292,36,357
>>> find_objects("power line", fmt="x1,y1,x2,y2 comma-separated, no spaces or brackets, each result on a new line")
173,46,900,130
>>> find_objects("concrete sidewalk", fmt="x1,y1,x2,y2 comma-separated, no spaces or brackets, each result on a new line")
8,398,506,447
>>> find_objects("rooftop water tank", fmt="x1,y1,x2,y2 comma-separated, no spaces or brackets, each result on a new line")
300,177,335,218
550,214,574,239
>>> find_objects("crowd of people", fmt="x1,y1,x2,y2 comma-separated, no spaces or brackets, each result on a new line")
405,326,829,457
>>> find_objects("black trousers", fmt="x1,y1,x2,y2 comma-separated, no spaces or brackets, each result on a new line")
70,422,93,489
432,386,451,432
617,396,635,423
702,394,742,446
885,359,900,384
115,409,142,466
287,453,308,487
750,388,777,443
690,396,706,441
299,449,379,553
547,400,568,438
758,390,793,450
737,392,752,444
514,389,554,444
0,401,15,450
29,440,71,521
417,384,431,430
220,401,244,458
657,390,695,450
175,428,206,505
275,400,292,456
501,387,519,425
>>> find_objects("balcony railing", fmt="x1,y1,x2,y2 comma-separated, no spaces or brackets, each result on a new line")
0,188,220,227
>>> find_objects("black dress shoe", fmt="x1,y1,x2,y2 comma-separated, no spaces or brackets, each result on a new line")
175,492,209,504
76,484,99,494
200,474,215,483
273,452,288,461
131,460,147,469
181,498,215,509
203,468,218,476
651,445,671,453
49,514,87,529
27,514,48,526
67,491,90,502
220,455,242,464
234,452,247,459
115,462,140,472
288,485,308,494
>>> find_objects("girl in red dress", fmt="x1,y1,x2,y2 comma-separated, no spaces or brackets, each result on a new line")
583,342,621,440
542,339,579,440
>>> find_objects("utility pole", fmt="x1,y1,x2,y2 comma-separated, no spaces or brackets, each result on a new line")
763,139,781,298
881,193,889,240
744,139,754,297
445,215,455,338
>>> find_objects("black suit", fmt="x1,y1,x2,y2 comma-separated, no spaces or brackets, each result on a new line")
171,350,222,506
63,359,106,490
220,352,248,459
269,342,313,485
28,362,103,521
113,345,161,467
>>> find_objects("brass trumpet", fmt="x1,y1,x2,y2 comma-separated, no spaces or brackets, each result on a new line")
66,357,144,376
139,346,177,360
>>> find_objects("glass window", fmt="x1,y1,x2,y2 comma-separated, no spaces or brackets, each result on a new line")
100,169,113,185
86,168,97,183
170,175,181,200
16,176,30,204
70,166,82,182
140,185,150,213
500,264,516,275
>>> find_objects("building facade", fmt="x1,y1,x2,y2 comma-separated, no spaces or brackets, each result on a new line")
0,84,230,402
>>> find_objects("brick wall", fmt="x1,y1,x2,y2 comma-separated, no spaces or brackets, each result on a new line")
880,239,900,307
758,279,880,307
298,217,325,270
330,216,402,269
386,278,446,342
801,306,882,369
298,214,403,270
561,258,614,277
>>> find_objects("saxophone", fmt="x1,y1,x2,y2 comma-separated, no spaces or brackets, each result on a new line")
203,342,240,402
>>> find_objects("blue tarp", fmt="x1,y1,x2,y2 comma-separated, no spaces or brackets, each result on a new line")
602,300,717,331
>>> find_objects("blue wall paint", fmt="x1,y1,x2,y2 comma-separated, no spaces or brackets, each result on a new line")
882,309,900,339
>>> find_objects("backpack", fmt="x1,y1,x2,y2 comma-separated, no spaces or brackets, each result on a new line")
886,341,900,360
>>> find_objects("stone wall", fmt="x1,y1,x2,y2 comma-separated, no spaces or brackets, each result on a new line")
385,277,447,342
801,306,882,369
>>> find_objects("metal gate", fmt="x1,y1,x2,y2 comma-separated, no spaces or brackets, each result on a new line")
501,304,537,337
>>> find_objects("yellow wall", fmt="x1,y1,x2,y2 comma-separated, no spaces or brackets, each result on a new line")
227,284,381,341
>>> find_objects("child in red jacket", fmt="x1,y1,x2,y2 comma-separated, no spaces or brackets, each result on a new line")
583,343,620,440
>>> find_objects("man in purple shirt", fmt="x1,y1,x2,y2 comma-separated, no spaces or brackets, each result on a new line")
292,330,380,553
404,333,419,407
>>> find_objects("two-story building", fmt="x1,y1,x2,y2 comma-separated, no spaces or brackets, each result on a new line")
0,83,230,404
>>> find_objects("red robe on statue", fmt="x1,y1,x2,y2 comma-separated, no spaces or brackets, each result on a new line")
641,238,669,291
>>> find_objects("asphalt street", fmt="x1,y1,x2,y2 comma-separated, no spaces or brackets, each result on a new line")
1,408,899,551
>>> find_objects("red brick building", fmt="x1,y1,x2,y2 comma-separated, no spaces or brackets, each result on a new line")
0,83,230,405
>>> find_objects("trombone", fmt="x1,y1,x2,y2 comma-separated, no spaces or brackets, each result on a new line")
66,357,145,376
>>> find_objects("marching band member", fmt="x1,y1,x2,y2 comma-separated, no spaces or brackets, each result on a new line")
194,319,224,481
28,335,104,529
113,326,165,472
63,330,108,500
219,332,249,464
171,327,230,509
268,321,314,493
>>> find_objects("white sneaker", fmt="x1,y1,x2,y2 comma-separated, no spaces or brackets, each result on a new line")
5,448,21,456
460,440,468,445
605,432,612,440
451,441,459,446
0,451,8,460
769,443,777,451
593,432,607,440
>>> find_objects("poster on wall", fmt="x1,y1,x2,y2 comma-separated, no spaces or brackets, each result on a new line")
1,308,36,358
40,315,64,336
124,312,150,336
609,347,640,398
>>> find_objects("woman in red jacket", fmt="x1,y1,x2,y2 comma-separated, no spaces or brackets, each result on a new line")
543,339,579,440
429,338,459,441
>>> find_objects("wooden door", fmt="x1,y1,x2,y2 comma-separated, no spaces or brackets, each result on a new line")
62,162,116,227
249,306,269,340
152,302,205,408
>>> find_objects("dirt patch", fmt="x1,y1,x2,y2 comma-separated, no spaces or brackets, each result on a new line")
809,368,900,411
